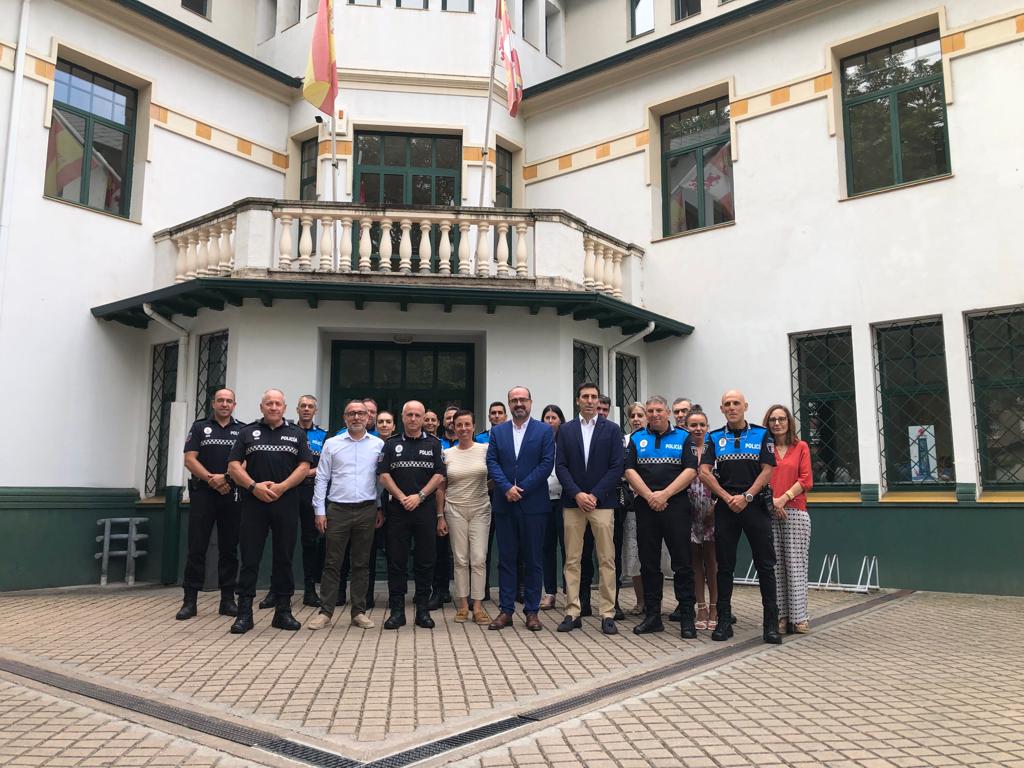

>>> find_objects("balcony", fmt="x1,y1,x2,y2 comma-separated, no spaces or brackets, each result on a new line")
92,199,693,341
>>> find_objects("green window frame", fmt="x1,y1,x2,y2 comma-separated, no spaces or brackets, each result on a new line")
841,31,951,196
967,306,1024,490
874,318,955,489
790,328,861,489
660,95,733,237
629,0,654,38
673,0,699,22
194,331,229,420
396,0,428,7
495,146,513,208
300,137,319,202
146,341,178,497
615,353,639,430
442,0,473,10
573,340,601,418
45,59,137,218
181,0,209,16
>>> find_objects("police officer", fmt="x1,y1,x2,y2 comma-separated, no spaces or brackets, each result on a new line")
227,389,314,634
624,395,699,639
177,388,243,621
256,395,327,611
378,400,446,630
699,389,781,645
428,405,459,610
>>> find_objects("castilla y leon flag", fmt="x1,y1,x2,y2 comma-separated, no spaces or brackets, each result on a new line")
496,0,524,117
303,0,338,116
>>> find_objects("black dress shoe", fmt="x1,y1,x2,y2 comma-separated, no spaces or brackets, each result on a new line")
175,587,198,620
384,609,406,630
613,606,625,621
218,596,238,617
712,615,734,641
271,609,301,631
302,586,322,608
557,615,581,632
257,592,275,610
668,604,682,622
763,608,782,645
680,617,697,639
415,609,435,629
601,618,618,635
427,592,443,611
633,615,664,634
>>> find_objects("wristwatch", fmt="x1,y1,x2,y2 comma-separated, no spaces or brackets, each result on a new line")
418,491,426,502
743,492,754,503
248,481,256,492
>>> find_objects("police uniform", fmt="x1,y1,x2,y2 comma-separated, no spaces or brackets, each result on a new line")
181,416,243,608
228,419,315,617
430,434,457,607
377,431,446,616
701,423,778,633
624,425,699,628
298,422,327,604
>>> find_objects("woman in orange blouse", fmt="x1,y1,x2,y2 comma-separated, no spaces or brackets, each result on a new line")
763,404,813,634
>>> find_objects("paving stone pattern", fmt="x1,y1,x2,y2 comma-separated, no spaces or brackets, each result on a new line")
0,585,860,749
448,592,1024,768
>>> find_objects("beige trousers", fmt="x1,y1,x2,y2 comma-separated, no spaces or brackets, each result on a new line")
445,501,491,601
563,506,616,619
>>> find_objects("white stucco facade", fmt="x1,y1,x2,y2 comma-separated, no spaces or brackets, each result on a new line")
0,0,1021,504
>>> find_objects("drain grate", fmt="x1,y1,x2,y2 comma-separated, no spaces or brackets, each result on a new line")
0,590,911,768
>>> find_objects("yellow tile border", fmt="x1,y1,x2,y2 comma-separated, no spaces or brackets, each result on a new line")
806,491,861,503
977,491,1024,503
879,491,957,504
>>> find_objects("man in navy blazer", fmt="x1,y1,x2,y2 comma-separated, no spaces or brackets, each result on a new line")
486,386,555,631
555,382,625,635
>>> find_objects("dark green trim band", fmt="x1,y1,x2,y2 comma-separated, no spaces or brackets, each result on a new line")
523,0,796,100
91,277,695,341
0,487,139,509
105,0,302,89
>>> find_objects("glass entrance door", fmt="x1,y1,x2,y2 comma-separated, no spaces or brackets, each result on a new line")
328,341,475,433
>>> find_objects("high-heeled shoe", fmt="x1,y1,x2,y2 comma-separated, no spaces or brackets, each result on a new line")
707,605,718,631
695,602,708,630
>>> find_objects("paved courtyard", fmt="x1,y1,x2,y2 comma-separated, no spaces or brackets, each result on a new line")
0,586,1021,767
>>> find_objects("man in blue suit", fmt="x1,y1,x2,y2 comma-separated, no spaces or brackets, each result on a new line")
555,382,625,635
486,386,555,630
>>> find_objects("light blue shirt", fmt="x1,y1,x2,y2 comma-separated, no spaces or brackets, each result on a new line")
312,430,385,516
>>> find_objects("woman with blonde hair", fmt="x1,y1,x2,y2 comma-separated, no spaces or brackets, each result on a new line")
763,404,813,634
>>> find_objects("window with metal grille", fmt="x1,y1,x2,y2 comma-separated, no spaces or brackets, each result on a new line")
573,340,601,418
874,318,955,488
673,0,699,22
496,146,513,208
45,59,137,218
616,353,639,429
790,329,860,488
967,306,1024,490
195,331,229,420
145,342,178,497
300,137,318,201
841,31,950,196
661,95,733,236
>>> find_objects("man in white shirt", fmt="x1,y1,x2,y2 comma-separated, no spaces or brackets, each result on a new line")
307,400,385,630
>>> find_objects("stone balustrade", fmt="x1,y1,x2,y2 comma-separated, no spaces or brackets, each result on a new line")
161,200,642,303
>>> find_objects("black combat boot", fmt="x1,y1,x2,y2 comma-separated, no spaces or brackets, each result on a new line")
415,607,435,628
271,597,301,631
763,606,782,645
175,587,198,620
711,606,734,641
302,581,322,608
218,589,237,617
633,607,664,635
257,591,275,609
230,597,254,634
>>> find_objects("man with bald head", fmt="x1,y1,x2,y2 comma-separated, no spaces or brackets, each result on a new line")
699,390,781,645
378,400,447,630
227,389,315,634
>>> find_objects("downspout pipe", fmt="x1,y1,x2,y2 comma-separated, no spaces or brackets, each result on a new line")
0,0,32,331
607,321,656,425
143,303,191,585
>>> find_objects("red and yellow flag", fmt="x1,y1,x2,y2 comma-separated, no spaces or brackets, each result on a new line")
496,0,524,117
303,0,338,116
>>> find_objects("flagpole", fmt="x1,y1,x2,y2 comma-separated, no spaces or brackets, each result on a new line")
478,1,500,207
330,113,338,203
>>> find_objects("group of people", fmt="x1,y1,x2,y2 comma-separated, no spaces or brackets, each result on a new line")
175,383,813,644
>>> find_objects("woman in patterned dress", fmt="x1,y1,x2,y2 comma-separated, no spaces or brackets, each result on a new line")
763,404,814,634
621,403,647,615
686,408,718,630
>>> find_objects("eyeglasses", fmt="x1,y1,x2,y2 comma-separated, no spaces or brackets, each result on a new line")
345,411,368,417
768,416,788,423
509,398,530,405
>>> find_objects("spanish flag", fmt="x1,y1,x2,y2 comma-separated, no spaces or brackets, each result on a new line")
303,0,338,116
497,0,523,117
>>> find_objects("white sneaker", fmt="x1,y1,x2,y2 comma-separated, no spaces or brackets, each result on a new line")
306,612,331,630
351,613,374,629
